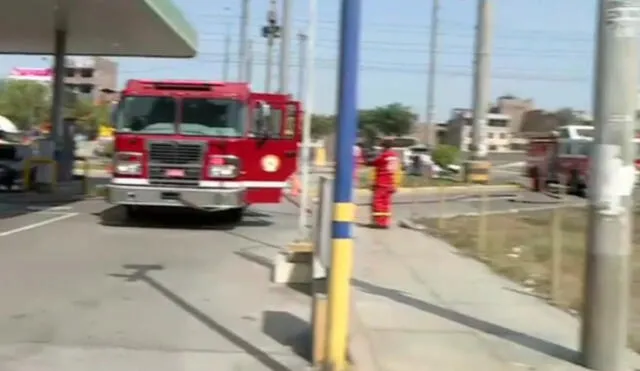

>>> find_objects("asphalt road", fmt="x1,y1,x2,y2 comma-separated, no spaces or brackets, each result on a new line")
0,200,311,371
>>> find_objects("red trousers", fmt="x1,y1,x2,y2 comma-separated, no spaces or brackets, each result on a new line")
371,186,393,228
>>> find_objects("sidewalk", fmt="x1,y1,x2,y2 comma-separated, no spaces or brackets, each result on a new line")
348,210,640,370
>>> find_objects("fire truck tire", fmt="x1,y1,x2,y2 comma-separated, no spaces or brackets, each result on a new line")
124,205,142,219
568,171,586,196
225,207,245,224
530,168,541,192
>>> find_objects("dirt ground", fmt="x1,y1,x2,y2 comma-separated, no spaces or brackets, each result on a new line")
418,207,640,350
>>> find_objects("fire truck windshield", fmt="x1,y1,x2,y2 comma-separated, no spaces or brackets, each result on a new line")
180,98,243,137
115,96,245,137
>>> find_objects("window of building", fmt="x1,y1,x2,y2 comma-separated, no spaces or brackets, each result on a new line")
80,68,94,78
499,133,507,139
487,132,494,139
489,145,498,151
65,68,75,77
78,84,94,94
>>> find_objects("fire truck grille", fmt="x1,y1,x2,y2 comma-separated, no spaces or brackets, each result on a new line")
147,141,205,186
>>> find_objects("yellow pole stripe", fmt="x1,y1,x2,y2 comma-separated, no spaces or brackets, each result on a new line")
326,237,354,368
333,202,356,222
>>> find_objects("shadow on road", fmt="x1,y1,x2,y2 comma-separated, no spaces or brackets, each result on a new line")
350,278,581,365
97,205,273,230
109,264,293,371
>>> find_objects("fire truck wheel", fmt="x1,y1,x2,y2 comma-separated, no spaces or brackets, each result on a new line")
124,205,142,219
568,171,585,196
225,207,245,224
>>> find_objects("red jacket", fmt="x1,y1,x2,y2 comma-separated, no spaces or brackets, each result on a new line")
369,148,398,189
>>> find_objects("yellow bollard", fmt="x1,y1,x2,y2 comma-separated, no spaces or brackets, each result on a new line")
315,146,327,167
23,157,58,192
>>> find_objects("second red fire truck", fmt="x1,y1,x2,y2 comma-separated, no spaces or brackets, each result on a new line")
526,124,640,196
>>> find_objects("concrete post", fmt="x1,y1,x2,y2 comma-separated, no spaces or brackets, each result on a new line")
278,0,292,94
51,29,73,183
464,0,492,184
580,1,639,369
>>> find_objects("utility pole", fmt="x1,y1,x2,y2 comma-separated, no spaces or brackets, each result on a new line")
238,0,250,81
425,0,439,147
297,0,315,239
326,0,361,369
262,0,280,92
223,8,231,81
246,39,254,84
464,0,492,184
297,32,307,100
580,1,638,370
278,0,293,93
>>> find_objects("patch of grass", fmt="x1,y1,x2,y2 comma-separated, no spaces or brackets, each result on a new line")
417,207,640,351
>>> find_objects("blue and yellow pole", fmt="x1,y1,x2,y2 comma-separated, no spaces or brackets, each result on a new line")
326,0,362,369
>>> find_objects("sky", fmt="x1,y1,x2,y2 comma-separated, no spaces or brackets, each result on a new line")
0,0,596,122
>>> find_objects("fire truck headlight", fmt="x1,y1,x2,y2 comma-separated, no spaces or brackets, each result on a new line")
208,165,236,178
114,152,142,175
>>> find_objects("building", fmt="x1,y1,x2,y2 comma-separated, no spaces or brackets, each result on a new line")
443,108,512,152
63,57,118,103
493,95,534,132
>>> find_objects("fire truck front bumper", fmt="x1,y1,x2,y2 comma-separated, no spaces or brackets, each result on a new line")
106,183,246,210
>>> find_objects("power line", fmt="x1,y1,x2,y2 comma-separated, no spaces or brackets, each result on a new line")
200,34,593,58
199,13,593,41
118,56,588,82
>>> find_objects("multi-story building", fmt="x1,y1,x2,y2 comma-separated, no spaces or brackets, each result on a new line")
494,95,534,132
443,108,512,152
63,56,118,103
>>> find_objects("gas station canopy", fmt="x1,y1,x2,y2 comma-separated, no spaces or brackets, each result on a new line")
0,0,197,58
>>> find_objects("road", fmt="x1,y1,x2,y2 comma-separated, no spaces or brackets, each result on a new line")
0,200,311,370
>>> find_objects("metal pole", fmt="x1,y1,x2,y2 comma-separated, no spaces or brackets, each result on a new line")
246,39,254,84
580,1,638,369
264,0,279,93
470,0,492,161
425,0,439,147
278,0,292,93
265,38,274,92
223,23,231,80
238,0,250,81
297,32,307,101
326,0,361,369
298,2,315,238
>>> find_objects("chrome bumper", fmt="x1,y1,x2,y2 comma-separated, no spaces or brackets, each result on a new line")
106,184,246,210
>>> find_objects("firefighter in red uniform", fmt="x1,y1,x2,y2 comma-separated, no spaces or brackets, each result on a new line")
367,138,398,228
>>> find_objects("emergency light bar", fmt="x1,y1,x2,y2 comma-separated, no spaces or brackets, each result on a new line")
153,83,214,91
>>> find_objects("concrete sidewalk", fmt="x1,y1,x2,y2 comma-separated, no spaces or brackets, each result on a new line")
348,213,640,370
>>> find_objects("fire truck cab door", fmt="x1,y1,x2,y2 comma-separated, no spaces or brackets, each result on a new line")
247,97,299,186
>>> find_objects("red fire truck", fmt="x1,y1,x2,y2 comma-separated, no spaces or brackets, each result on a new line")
106,79,301,221
526,124,640,196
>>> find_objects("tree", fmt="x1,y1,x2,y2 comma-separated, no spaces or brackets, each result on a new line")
358,103,416,138
432,144,460,168
555,107,577,126
311,114,335,138
0,80,50,130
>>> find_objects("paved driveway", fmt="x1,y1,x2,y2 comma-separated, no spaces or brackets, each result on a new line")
0,200,311,371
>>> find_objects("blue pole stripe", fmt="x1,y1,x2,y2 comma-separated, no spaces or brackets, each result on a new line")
331,221,352,239
332,0,362,206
